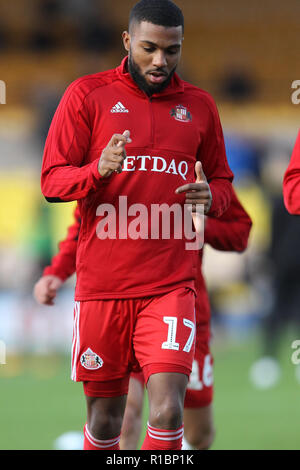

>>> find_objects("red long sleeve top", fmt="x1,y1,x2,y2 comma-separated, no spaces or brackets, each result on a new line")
41,57,234,300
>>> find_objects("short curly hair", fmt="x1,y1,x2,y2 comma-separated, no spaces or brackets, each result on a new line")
129,0,184,33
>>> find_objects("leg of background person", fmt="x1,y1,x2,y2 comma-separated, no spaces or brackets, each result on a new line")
183,405,215,450
84,395,127,450
120,376,145,450
141,372,187,450
262,285,288,358
249,283,288,389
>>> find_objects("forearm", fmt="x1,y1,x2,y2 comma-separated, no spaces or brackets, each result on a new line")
43,250,76,281
41,158,102,202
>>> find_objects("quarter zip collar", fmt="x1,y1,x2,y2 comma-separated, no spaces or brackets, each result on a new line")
116,56,185,99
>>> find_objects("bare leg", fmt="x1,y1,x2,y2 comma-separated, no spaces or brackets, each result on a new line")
147,372,188,429
183,404,215,449
85,395,127,440
120,376,145,450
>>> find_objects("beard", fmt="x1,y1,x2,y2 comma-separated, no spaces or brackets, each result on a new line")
128,53,177,96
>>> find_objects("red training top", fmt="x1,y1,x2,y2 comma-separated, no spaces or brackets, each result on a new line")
41,57,234,300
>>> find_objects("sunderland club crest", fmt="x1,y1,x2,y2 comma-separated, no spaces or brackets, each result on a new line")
170,105,192,122
80,348,103,370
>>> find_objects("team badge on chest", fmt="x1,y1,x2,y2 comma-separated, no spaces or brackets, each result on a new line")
170,105,192,122
80,348,103,370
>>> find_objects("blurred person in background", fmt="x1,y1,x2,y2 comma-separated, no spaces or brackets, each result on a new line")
34,188,252,450
249,136,300,388
203,132,267,336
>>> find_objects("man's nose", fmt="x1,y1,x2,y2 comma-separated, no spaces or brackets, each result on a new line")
152,50,167,68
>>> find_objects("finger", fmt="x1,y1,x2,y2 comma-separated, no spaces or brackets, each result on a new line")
185,200,208,211
110,153,126,163
195,161,207,183
46,291,57,301
107,133,129,148
115,130,132,148
185,190,211,199
185,196,210,204
39,294,54,305
110,162,124,173
112,150,127,173
175,182,208,194
122,130,131,142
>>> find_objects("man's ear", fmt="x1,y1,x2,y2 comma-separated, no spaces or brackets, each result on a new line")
122,31,130,52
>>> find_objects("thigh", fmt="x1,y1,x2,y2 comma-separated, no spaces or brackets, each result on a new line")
72,299,135,384
134,288,196,384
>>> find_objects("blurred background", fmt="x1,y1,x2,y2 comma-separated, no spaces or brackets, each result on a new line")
0,0,299,450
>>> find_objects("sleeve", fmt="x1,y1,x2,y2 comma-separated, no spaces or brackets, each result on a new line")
204,188,252,252
41,79,103,202
283,131,300,214
197,95,234,218
43,205,81,281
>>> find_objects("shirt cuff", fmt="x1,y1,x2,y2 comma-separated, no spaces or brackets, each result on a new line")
90,158,103,185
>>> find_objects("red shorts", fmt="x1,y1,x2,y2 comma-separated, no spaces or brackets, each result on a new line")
184,323,214,408
71,287,196,397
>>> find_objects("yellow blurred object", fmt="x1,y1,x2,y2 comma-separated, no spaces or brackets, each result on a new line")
235,183,271,251
0,171,76,250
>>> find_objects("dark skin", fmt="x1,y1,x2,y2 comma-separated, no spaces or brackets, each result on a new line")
87,21,212,441
176,161,212,215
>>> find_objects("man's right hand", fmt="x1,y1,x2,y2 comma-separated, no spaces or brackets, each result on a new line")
98,130,131,178
33,275,63,306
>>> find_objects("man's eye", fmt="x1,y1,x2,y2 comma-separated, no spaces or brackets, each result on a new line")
144,47,155,53
167,49,178,55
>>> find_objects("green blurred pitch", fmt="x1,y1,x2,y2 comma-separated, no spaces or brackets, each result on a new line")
0,334,299,450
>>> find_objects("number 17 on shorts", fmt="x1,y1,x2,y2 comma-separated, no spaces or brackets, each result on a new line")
162,316,195,353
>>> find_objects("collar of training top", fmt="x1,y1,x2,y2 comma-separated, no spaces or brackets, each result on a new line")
116,56,185,98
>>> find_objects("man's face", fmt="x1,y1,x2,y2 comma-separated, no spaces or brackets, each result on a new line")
123,21,183,95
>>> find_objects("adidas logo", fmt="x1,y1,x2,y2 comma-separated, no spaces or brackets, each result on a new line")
110,102,129,113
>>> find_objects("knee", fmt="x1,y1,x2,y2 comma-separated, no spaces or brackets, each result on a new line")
149,399,183,430
89,410,123,440
185,424,215,450
87,399,124,440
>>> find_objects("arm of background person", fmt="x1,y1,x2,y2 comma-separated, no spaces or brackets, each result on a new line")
283,131,300,215
204,188,252,252
33,205,80,305
43,205,80,281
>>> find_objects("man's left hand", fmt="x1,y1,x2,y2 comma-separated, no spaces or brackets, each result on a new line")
175,161,212,214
